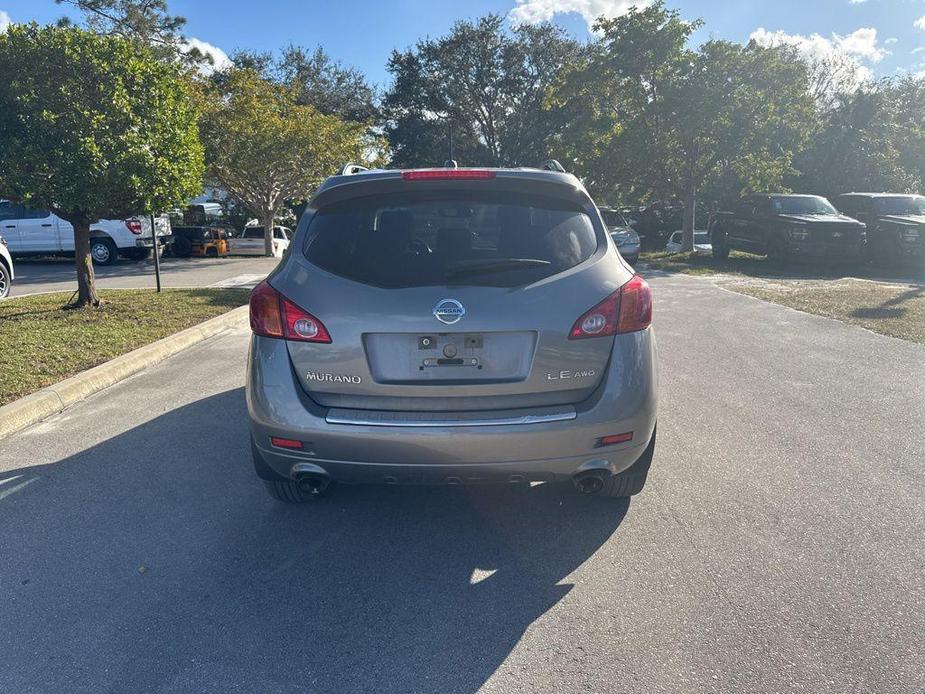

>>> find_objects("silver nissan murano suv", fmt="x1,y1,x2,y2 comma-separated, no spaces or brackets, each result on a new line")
246,165,658,502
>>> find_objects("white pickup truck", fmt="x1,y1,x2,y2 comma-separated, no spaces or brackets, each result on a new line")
0,232,14,298
0,200,172,265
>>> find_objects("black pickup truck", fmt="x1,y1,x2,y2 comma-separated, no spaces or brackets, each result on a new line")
835,193,924,266
709,194,866,262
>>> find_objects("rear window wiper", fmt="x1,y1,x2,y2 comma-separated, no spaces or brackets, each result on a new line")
446,258,552,277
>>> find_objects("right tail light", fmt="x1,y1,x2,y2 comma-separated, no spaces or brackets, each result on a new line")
569,274,652,339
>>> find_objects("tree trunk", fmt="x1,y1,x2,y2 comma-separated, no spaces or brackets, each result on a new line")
72,221,101,308
262,210,275,257
681,186,697,253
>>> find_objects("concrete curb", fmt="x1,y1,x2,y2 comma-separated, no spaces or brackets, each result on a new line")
0,304,249,441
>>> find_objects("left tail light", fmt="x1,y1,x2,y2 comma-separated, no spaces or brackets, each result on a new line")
249,280,331,343
125,218,143,235
569,274,652,339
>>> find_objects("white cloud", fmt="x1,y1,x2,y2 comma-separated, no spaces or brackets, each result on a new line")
848,0,867,4
180,37,231,75
838,27,887,61
508,0,649,30
751,26,886,62
750,26,887,83
885,37,898,45
0,10,12,32
915,15,925,31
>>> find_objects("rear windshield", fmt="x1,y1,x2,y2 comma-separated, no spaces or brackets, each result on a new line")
243,228,264,239
600,209,628,228
875,196,925,215
304,191,601,288
772,196,838,215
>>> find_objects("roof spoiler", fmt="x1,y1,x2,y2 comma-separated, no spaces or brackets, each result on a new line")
340,163,369,176
541,159,567,173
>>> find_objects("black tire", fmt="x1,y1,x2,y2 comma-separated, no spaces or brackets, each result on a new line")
0,261,10,299
600,427,656,498
90,238,117,265
172,235,193,258
711,228,730,260
264,479,308,503
252,437,311,503
766,234,788,262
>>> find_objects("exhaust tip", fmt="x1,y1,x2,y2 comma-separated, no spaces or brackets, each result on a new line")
296,473,330,496
573,470,608,495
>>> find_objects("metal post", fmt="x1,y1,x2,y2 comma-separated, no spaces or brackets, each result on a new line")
150,213,162,292
449,121,454,162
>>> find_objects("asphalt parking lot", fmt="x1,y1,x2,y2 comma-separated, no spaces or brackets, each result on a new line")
8,255,280,296
1,273,923,693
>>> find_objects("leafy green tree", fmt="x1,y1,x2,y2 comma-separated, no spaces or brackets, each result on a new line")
55,0,184,39
56,0,178,50
277,45,378,123
200,67,368,256
383,15,582,167
383,48,487,167
225,46,378,124
805,50,868,112
792,77,925,197
0,24,204,307
892,77,925,189
55,0,217,66
551,2,814,250
226,48,275,76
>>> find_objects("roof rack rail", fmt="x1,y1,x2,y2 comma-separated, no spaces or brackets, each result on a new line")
541,159,567,173
340,163,369,176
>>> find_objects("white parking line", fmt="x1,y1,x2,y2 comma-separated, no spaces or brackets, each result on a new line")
0,476,38,500
207,274,267,288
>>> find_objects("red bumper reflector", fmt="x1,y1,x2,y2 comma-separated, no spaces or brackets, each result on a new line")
600,432,633,446
270,437,303,450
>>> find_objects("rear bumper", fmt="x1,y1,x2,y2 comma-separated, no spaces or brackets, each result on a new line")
617,242,640,260
246,331,658,484
135,234,173,248
227,244,262,256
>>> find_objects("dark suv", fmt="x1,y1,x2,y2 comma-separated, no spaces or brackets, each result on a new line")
835,193,924,266
710,194,866,262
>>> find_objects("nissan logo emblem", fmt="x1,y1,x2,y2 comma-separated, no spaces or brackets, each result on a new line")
433,298,466,325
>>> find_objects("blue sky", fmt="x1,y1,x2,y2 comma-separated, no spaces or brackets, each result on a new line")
2,0,924,87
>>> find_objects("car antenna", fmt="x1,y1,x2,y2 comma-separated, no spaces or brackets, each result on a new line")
541,159,566,173
444,160,459,169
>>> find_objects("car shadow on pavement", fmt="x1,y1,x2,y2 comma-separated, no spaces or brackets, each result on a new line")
0,388,630,693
